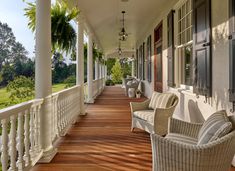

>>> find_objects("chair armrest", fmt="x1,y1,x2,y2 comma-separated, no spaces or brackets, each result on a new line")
152,105,177,135
151,132,235,171
130,99,150,113
168,117,203,139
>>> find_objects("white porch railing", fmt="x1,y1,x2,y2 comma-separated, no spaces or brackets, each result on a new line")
84,78,105,102
0,99,44,171
0,78,105,171
50,85,81,140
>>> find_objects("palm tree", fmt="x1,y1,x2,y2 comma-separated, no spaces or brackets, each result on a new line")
24,2,79,54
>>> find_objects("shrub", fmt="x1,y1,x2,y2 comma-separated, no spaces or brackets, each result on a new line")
6,76,34,104
111,60,123,83
64,75,76,88
105,79,114,86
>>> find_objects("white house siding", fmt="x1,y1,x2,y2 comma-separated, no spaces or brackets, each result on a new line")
137,0,233,122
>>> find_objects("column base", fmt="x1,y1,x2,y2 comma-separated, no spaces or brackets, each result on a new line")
86,98,94,104
80,111,87,116
38,147,57,163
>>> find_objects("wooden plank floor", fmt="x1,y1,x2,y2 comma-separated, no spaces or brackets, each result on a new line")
32,86,152,171
32,86,235,171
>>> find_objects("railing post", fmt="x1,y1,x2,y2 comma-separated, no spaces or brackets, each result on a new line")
76,15,85,115
35,0,57,162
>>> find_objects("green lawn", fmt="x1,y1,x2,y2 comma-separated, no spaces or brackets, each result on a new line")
0,83,67,110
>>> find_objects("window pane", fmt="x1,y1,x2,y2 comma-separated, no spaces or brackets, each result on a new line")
186,0,190,14
178,34,181,45
185,45,192,85
182,4,186,16
182,18,186,30
178,8,182,20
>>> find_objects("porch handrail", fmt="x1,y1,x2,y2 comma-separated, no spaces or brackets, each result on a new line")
84,78,105,102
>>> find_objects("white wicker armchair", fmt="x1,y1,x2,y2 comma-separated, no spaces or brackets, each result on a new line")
130,92,178,135
151,116,235,171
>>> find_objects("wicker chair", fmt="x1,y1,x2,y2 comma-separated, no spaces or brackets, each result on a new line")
151,116,235,171
130,92,178,135
124,79,139,96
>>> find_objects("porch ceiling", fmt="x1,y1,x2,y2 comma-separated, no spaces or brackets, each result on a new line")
67,0,177,57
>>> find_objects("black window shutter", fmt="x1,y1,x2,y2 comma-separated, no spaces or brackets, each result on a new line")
167,10,175,87
229,0,235,101
136,49,139,78
139,46,142,80
147,35,152,82
143,42,145,80
193,0,212,97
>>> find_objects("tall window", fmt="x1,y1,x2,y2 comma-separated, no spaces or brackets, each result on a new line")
176,0,193,85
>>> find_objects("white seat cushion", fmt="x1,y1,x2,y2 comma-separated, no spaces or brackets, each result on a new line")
166,133,198,145
133,110,154,124
197,110,232,145
149,92,175,109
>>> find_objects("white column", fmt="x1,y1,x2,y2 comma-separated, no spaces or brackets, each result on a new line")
105,65,107,80
76,17,85,114
99,63,102,79
35,0,56,162
87,34,94,103
102,64,104,78
95,60,99,80
132,60,135,77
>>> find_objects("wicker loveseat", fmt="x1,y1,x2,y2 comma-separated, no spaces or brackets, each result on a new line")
151,110,235,171
130,92,178,135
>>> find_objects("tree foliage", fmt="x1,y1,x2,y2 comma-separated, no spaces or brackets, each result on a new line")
119,58,131,78
0,21,34,86
6,76,34,104
111,60,123,83
52,52,76,84
106,58,116,76
24,2,79,54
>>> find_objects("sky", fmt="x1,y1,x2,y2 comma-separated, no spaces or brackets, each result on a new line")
0,0,56,58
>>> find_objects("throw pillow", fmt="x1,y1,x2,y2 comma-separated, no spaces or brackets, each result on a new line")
197,110,232,145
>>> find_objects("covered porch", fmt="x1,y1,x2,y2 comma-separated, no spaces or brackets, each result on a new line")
1,0,235,170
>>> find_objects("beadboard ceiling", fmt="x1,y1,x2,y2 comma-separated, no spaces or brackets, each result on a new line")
66,0,178,57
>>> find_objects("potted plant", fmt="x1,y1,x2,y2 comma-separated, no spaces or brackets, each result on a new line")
136,89,142,98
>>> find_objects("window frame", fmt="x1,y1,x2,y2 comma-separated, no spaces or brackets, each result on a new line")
175,0,193,87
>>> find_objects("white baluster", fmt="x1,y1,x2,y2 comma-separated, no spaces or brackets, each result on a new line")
51,97,55,141
9,115,17,171
54,96,58,138
17,112,24,170
24,110,30,167
29,107,35,158
35,105,40,152
62,99,65,130
58,102,61,133
37,105,42,151
1,119,9,171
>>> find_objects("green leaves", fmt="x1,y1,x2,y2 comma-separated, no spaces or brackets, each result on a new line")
111,60,123,83
24,2,79,54
6,76,34,104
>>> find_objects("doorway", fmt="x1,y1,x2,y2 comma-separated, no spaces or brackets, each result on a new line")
154,22,163,92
